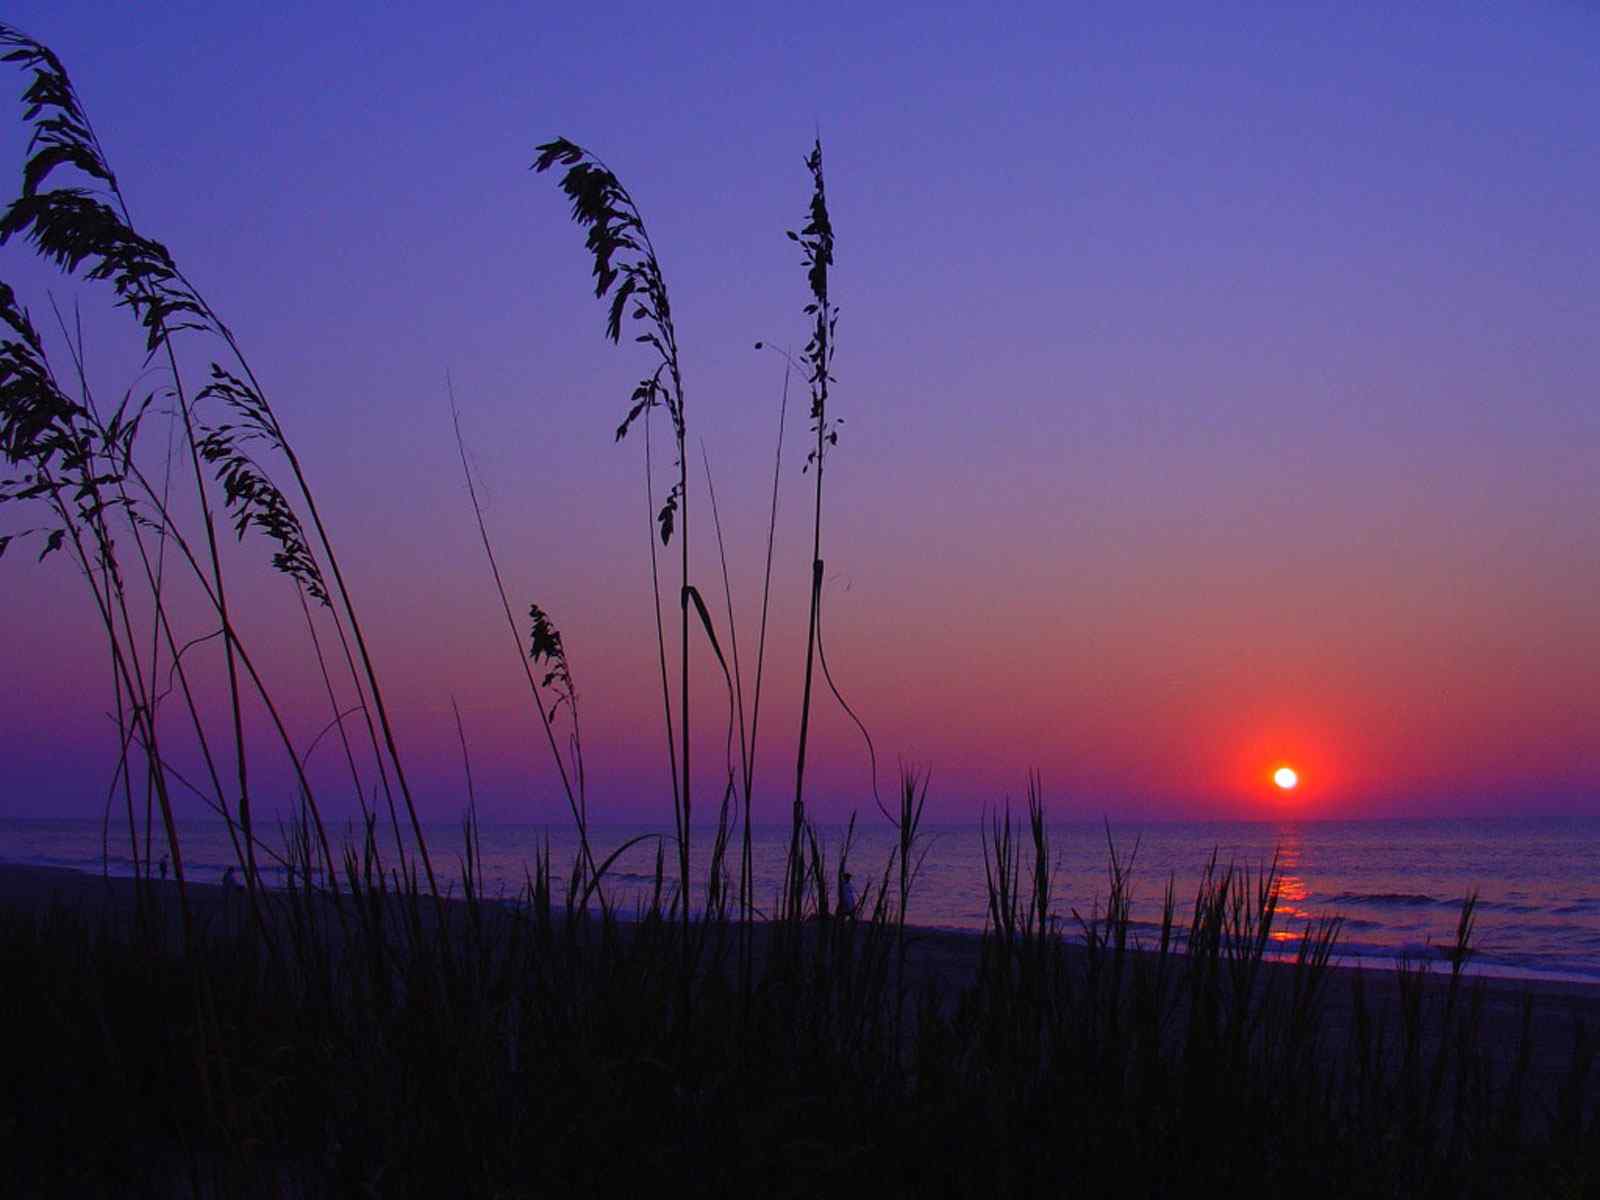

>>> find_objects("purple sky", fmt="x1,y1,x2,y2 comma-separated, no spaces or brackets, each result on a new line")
2,3,1597,826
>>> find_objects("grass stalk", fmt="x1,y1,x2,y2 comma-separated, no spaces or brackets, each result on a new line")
448,381,597,887
788,139,837,925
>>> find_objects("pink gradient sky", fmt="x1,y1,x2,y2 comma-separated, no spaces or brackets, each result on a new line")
2,3,1597,826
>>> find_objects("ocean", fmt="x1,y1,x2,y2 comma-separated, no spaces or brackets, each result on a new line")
3,814,1597,984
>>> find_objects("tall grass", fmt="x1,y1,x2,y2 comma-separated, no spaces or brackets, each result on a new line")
1,27,1597,1198
532,138,700,941
0,25,437,929
787,140,839,925
4,810,1596,1196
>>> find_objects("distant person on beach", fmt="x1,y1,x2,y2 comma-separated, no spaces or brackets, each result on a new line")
222,866,238,894
839,872,857,920
158,857,168,882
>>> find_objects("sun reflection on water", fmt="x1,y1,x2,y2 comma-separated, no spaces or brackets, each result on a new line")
1268,827,1315,943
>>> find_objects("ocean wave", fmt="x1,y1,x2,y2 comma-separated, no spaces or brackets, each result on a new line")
1338,917,1384,932
2,854,247,882
1325,891,1442,908
603,871,670,885
1551,900,1600,916
1325,937,1600,981
1473,899,1544,915
1467,951,1600,981
24,854,118,870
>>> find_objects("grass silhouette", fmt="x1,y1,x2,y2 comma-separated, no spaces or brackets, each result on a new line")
0,23,1597,1198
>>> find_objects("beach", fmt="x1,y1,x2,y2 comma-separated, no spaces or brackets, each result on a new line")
7,856,1600,1196
8,859,1596,1116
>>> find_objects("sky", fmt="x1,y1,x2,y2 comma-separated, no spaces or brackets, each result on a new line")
1,2,1597,828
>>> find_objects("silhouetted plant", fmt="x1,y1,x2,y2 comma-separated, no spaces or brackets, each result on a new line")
787,138,841,922
194,367,328,606
534,137,698,933
526,600,594,889
0,21,438,916
447,387,596,887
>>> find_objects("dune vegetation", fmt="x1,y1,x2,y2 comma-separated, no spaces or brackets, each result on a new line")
0,25,1596,1197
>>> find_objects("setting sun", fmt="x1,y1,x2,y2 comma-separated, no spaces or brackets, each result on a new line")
1273,766,1299,790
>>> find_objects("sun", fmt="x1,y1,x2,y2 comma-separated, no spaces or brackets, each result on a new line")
1273,766,1299,791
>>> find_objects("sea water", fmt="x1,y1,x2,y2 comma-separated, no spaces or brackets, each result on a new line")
3,815,1597,984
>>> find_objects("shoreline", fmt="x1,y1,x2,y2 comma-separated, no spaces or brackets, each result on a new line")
3,864,1600,985
4,858,1599,993
6,859,1599,1005
4,860,1597,1119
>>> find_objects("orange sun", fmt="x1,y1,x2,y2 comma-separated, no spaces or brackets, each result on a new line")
1273,766,1299,791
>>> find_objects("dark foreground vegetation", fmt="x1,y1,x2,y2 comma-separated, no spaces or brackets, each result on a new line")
1,24,1596,1198
5,824,1599,1198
